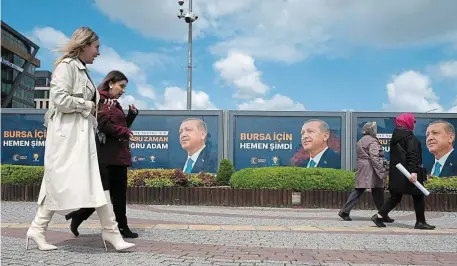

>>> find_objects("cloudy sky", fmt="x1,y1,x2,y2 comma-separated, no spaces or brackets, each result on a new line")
3,0,457,112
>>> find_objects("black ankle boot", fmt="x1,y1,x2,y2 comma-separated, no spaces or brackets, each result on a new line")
371,214,386,227
338,211,352,221
65,209,94,237
65,212,85,237
414,222,435,230
119,226,138,238
383,215,395,223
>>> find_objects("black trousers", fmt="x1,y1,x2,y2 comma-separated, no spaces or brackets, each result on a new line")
72,165,129,228
378,193,425,223
341,188,384,214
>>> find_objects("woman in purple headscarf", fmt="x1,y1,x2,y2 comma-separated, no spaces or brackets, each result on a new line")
371,113,435,230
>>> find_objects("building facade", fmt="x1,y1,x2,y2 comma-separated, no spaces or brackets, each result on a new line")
1,20,40,108
34,70,51,109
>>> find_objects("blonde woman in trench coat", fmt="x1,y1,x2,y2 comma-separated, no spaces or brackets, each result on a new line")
26,27,134,252
338,122,394,222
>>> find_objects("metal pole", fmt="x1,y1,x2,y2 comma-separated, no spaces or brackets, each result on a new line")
186,0,193,110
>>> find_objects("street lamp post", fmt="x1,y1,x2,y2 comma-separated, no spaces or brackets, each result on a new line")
177,0,198,110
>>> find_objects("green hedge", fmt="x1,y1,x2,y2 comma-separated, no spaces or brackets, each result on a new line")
216,159,235,185
3,164,457,193
1,164,44,185
1,164,216,188
424,176,457,194
230,167,355,191
230,166,457,193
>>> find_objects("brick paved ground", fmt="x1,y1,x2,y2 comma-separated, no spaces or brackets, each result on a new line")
2,202,457,265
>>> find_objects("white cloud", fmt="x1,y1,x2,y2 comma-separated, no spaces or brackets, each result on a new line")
117,95,150,110
128,51,175,69
383,71,444,112
449,104,457,113
448,98,457,113
32,27,144,80
92,47,145,81
31,27,69,53
155,86,216,110
93,0,211,42
136,84,156,100
213,51,268,98
439,60,457,79
238,94,305,111
93,0,457,63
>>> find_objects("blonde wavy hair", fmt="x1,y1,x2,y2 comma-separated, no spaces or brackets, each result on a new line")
54,26,99,67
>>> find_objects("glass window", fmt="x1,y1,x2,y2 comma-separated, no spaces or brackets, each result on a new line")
27,65,35,75
35,90,45,98
6,84,12,94
13,55,25,68
1,82,12,94
2,68,13,81
35,90,49,99
1,48,14,62
1,67,8,80
35,78,47,86
12,69,19,80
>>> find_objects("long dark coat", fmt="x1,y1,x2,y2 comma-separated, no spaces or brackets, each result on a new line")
388,127,425,195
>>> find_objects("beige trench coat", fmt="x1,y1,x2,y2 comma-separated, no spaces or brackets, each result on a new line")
355,135,388,188
37,58,107,211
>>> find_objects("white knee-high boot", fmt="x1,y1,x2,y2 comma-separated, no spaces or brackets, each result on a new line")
96,191,135,251
26,204,57,251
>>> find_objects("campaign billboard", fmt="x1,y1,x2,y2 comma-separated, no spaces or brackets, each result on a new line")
128,111,222,173
353,112,457,177
1,109,223,173
228,111,347,170
1,110,47,165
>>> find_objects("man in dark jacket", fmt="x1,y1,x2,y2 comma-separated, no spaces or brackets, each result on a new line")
425,120,457,177
371,113,435,230
299,119,341,169
179,118,216,173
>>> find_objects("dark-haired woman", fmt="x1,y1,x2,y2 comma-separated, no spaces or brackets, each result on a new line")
371,113,435,230
65,70,139,238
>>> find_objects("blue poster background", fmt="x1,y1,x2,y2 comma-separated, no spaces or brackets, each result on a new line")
1,113,47,165
356,117,457,175
233,116,343,170
129,115,219,172
1,113,220,173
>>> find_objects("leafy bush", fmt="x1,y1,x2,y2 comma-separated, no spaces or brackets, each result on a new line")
216,159,235,185
1,164,44,185
195,172,216,187
1,164,216,188
169,169,189,187
230,166,457,193
144,177,174,187
188,175,204,187
2,164,456,193
424,176,457,193
127,168,190,187
230,167,355,191
383,174,457,193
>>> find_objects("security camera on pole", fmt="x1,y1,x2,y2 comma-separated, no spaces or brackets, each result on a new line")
177,0,198,110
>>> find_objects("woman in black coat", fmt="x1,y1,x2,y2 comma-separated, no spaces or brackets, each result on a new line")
371,113,435,230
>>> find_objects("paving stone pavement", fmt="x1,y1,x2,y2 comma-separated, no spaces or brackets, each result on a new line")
2,201,457,266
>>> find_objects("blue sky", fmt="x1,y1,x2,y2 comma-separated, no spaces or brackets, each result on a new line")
2,0,457,112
